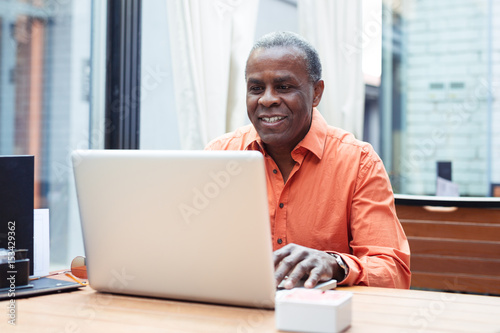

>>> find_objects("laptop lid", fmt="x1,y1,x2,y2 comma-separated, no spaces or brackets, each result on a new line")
72,149,276,308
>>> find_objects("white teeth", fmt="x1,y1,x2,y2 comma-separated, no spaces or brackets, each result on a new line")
262,116,285,123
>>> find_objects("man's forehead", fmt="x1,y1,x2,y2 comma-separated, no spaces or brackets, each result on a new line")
246,73,296,84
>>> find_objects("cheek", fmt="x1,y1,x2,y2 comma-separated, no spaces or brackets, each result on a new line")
246,97,258,113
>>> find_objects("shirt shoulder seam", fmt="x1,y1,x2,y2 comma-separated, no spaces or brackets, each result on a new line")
206,125,253,149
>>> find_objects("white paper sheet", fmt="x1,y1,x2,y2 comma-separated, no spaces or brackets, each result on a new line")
436,177,460,197
33,209,50,277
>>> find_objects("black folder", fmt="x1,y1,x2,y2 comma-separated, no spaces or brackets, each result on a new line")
0,155,34,275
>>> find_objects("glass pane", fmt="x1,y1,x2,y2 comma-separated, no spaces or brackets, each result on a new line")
381,0,496,197
0,0,92,269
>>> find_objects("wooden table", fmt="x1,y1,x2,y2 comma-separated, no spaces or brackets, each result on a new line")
2,282,500,332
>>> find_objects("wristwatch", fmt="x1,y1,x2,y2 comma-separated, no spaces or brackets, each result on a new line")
328,253,349,281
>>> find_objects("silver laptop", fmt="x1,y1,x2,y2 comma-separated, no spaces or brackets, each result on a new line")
72,149,276,308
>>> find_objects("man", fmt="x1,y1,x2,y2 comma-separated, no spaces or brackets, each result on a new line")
206,31,411,289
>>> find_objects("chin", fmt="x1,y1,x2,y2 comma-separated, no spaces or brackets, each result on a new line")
259,135,290,149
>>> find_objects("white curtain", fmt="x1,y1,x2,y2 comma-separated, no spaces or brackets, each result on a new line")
298,0,365,139
166,0,259,149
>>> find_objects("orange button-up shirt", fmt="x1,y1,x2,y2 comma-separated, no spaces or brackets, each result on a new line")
206,109,411,288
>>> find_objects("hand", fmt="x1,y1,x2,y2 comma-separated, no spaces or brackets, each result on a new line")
273,243,342,289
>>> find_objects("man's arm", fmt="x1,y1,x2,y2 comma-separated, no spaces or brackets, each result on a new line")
338,155,411,288
273,150,411,289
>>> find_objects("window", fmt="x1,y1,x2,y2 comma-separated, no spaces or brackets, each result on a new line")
0,0,94,269
380,0,498,197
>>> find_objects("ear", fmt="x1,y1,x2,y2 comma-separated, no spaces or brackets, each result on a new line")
312,80,324,107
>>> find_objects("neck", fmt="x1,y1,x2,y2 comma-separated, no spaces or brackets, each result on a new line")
264,144,296,183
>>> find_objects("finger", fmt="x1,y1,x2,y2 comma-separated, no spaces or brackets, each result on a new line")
283,261,311,289
304,254,336,288
273,244,294,267
274,255,298,284
303,266,324,288
274,248,305,286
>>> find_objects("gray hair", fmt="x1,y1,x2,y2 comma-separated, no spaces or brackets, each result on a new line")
247,31,322,83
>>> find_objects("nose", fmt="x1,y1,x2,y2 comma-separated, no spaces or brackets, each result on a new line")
258,88,280,108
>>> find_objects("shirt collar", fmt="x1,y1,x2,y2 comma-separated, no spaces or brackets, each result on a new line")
243,126,265,153
243,108,328,160
295,108,327,160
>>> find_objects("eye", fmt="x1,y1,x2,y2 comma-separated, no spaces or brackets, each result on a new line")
248,86,263,93
277,85,290,90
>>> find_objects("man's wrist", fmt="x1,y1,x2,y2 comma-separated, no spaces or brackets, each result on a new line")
328,253,349,282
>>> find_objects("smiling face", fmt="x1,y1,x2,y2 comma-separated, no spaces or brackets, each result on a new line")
246,46,324,153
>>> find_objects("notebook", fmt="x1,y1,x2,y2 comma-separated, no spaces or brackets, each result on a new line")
72,149,277,308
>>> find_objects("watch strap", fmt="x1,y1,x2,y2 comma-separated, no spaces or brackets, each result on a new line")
328,253,349,281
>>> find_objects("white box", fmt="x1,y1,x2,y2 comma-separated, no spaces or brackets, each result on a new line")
275,289,352,333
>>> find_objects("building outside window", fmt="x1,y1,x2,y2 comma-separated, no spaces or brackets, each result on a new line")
0,0,92,269
380,0,499,197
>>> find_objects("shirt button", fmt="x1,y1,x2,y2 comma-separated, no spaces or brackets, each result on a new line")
273,169,278,174
277,238,283,244
279,203,284,208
